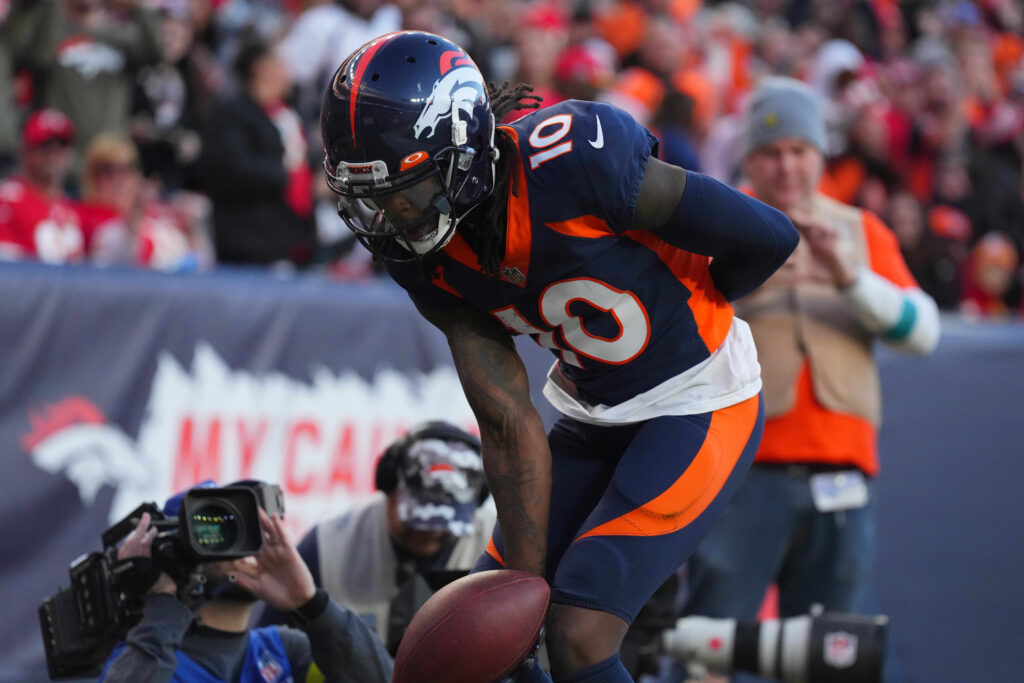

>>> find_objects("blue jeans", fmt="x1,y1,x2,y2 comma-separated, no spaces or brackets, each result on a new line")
684,464,876,619
680,463,889,682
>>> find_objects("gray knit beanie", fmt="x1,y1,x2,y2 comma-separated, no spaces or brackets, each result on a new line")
740,77,826,159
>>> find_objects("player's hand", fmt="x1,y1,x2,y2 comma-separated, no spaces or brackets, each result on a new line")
118,512,177,596
230,508,316,612
787,208,859,288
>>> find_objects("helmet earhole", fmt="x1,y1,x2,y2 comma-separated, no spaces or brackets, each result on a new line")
407,56,416,63
371,73,380,81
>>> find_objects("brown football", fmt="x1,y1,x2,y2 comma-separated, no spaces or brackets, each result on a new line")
393,570,551,683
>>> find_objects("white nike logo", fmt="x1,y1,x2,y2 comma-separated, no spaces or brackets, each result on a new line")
589,115,604,149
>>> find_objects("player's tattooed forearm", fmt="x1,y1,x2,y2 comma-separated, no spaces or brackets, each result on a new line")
473,336,523,388
486,444,549,571
449,326,525,410
438,309,549,572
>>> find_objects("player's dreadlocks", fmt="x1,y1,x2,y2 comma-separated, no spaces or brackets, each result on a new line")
489,82,543,122
454,82,542,278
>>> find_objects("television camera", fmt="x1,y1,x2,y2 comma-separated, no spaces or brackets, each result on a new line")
38,482,284,680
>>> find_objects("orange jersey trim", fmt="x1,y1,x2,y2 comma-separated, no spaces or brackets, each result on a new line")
547,214,615,240
625,230,733,352
438,127,532,285
502,126,532,283
429,266,463,298
756,362,878,475
442,230,484,272
578,394,760,539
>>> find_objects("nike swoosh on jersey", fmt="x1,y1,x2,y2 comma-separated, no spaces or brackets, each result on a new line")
589,115,604,149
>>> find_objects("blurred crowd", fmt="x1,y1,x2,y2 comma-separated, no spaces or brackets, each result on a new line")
0,0,1022,316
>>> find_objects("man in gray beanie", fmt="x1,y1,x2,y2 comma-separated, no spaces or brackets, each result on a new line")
680,76,940,682
739,76,828,163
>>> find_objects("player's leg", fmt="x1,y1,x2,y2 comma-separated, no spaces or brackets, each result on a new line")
682,465,801,619
546,395,764,681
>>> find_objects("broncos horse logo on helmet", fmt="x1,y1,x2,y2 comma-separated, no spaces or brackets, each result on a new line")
321,31,497,262
413,61,487,140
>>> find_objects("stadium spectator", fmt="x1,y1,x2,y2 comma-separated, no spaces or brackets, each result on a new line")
0,12,18,176
7,0,163,175
100,482,393,683
634,11,683,84
509,3,570,111
598,66,666,126
682,78,941,681
129,0,211,194
590,0,648,62
197,34,316,267
259,421,495,656
0,0,1015,308
77,133,213,270
889,189,968,311
652,90,702,171
960,230,1022,318
907,54,970,202
278,0,401,126
549,2,617,103
450,0,526,86
0,109,85,264
959,33,1024,249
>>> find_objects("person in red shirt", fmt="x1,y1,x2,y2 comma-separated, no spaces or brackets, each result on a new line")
0,109,85,264
77,133,212,271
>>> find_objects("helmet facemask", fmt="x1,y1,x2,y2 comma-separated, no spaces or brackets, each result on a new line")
326,115,497,264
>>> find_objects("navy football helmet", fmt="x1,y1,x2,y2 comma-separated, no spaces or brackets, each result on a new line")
321,31,497,262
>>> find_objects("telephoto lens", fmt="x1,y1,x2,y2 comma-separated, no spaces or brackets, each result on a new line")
662,610,889,683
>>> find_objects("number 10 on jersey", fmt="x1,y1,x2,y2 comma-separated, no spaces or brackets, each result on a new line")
492,278,651,368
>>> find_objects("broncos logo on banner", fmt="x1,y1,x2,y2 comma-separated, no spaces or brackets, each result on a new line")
413,65,486,140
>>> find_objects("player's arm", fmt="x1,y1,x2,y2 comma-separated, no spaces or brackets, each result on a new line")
633,158,800,301
415,301,550,576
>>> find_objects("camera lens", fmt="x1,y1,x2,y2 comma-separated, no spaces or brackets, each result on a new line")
189,502,242,553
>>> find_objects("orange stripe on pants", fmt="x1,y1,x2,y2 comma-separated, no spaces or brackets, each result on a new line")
578,395,761,539
485,536,505,566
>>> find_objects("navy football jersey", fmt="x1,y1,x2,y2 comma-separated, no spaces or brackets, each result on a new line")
388,100,759,418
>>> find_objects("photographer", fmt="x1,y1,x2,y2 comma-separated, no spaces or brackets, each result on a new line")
259,421,495,654
99,486,392,683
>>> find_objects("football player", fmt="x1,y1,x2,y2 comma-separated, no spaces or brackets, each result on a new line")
320,31,799,683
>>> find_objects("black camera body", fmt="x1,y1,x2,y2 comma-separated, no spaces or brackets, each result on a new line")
39,482,284,680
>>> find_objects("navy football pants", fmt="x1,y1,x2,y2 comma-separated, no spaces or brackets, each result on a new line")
474,394,764,624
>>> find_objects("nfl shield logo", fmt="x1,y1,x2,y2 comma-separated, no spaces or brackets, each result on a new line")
823,631,859,669
501,266,526,284
257,649,284,681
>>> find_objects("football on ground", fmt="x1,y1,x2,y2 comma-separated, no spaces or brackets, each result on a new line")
393,569,551,683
